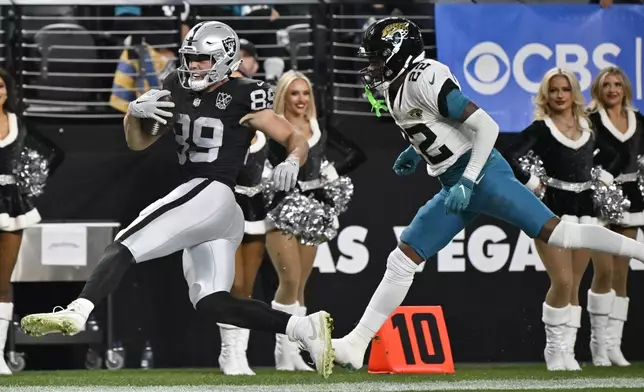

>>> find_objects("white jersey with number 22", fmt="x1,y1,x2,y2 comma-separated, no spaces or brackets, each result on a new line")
384,59,475,177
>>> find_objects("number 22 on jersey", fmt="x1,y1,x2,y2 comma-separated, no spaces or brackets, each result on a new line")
175,115,224,165
402,124,453,165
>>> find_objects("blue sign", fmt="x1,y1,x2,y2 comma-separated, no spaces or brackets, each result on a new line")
435,4,644,132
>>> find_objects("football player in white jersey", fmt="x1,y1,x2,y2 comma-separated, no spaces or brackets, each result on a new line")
332,17,644,370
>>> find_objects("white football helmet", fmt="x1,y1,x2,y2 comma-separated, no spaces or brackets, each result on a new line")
177,21,242,91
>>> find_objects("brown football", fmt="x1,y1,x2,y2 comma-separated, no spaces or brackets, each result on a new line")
140,94,179,136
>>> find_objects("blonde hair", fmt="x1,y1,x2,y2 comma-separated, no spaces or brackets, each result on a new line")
587,66,636,113
533,68,589,126
273,70,317,120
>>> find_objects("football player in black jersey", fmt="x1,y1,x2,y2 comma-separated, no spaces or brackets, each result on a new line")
20,21,335,378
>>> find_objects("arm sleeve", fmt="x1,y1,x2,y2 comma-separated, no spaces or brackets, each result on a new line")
461,108,499,183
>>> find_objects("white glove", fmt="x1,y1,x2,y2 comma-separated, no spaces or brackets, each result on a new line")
271,156,299,191
128,89,175,124
598,169,614,186
321,162,339,181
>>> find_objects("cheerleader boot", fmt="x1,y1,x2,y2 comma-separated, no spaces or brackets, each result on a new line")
292,304,314,372
0,302,13,375
218,323,245,375
272,301,298,371
564,305,582,371
587,290,614,367
236,328,256,375
607,296,630,367
542,303,569,371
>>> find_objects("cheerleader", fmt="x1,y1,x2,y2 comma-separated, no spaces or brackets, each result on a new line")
585,66,642,367
507,68,624,372
265,70,360,371
0,69,61,375
217,131,269,376
264,70,322,371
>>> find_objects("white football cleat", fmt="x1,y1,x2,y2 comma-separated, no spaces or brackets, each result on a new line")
332,337,366,370
291,311,334,378
21,301,87,337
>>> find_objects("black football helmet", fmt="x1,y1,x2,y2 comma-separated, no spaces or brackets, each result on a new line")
358,17,425,91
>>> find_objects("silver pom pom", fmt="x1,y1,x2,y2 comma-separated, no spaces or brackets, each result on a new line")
266,189,338,246
637,155,644,199
591,166,631,223
262,179,277,208
263,160,352,245
14,147,50,198
517,150,546,199
322,176,354,214
319,159,354,213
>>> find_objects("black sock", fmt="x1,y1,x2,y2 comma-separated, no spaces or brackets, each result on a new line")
79,242,134,304
196,291,291,333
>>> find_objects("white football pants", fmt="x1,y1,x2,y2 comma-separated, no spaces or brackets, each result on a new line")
115,178,244,307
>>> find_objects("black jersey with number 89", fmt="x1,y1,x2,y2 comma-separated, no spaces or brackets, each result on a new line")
163,72,274,188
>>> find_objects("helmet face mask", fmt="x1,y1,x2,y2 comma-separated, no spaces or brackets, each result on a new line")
358,54,392,92
358,18,425,92
177,22,242,91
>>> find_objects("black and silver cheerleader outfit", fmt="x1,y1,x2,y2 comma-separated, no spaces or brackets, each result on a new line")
234,130,269,235
266,119,333,230
591,108,644,227
0,113,41,231
507,117,626,225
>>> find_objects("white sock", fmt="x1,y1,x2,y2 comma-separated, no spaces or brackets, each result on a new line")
286,316,301,340
276,301,301,340
346,248,418,351
548,221,644,261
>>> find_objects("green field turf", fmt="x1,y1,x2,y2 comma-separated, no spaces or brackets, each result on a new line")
0,363,642,392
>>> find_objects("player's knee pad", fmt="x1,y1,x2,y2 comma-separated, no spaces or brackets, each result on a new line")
185,276,230,309
547,220,582,249
183,240,236,307
384,247,418,287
